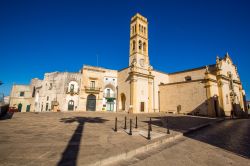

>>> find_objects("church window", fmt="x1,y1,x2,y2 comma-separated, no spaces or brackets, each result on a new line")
185,76,192,81
144,27,146,34
229,80,233,90
139,40,142,50
143,42,146,52
132,40,136,50
47,96,49,101
139,24,141,32
226,94,229,104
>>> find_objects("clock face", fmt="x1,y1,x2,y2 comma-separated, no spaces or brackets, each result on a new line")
139,59,145,67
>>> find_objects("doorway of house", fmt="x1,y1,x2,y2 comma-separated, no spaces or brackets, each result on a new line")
140,102,145,112
106,98,114,111
86,94,96,111
18,103,22,112
68,100,74,111
121,93,126,111
26,105,30,112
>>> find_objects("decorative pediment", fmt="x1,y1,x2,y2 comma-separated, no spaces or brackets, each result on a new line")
223,52,233,65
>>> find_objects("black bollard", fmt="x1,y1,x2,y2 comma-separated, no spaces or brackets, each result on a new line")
124,116,127,130
166,117,170,134
149,117,152,131
114,117,117,132
147,122,151,140
135,116,138,128
129,119,132,135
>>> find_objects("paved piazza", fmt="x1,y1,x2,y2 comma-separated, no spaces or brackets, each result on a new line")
0,112,218,166
114,119,250,166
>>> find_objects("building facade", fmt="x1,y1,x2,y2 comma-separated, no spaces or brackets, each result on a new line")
9,13,247,116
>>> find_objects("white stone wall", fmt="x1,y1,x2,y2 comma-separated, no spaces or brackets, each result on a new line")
152,70,169,112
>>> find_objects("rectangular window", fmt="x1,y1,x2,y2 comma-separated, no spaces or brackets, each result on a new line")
107,89,110,97
20,91,25,97
90,81,95,89
70,84,74,92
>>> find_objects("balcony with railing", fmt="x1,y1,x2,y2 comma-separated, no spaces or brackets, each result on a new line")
103,92,116,99
84,86,101,94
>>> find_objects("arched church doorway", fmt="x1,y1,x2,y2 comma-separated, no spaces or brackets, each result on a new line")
121,93,126,111
18,103,22,112
86,94,96,111
68,100,74,111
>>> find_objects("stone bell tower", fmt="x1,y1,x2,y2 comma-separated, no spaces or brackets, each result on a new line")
129,13,149,68
129,13,154,113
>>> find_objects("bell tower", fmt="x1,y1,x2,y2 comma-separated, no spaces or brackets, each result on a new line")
129,13,149,68
129,13,154,113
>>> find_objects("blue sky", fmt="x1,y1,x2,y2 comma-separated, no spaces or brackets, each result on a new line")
0,0,250,99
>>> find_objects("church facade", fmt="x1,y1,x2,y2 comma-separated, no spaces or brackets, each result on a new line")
9,13,247,117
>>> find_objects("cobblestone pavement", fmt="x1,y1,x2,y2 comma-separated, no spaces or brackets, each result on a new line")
0,112,218,166
114,119,250,166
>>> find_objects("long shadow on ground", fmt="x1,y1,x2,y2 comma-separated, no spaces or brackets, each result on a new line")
144,116,250,158
58,117,108,166
184,119,250,159
143,116,216,132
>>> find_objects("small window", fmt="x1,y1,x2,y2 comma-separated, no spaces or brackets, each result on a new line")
226,94,229,104
185,76,192,81
143,42,146,52
138,40,142,50
49,83,52,90
106,78,108,80
113,79,115,81
20,91,25,97
70,84,74,92
132,40,136,50
90,81,95,88
47,96,49,101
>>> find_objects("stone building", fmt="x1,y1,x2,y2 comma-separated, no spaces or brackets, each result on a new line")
33,72,82,112
79,65,117,112
9,13,247,116
159,54,246,116
9,84,35,112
